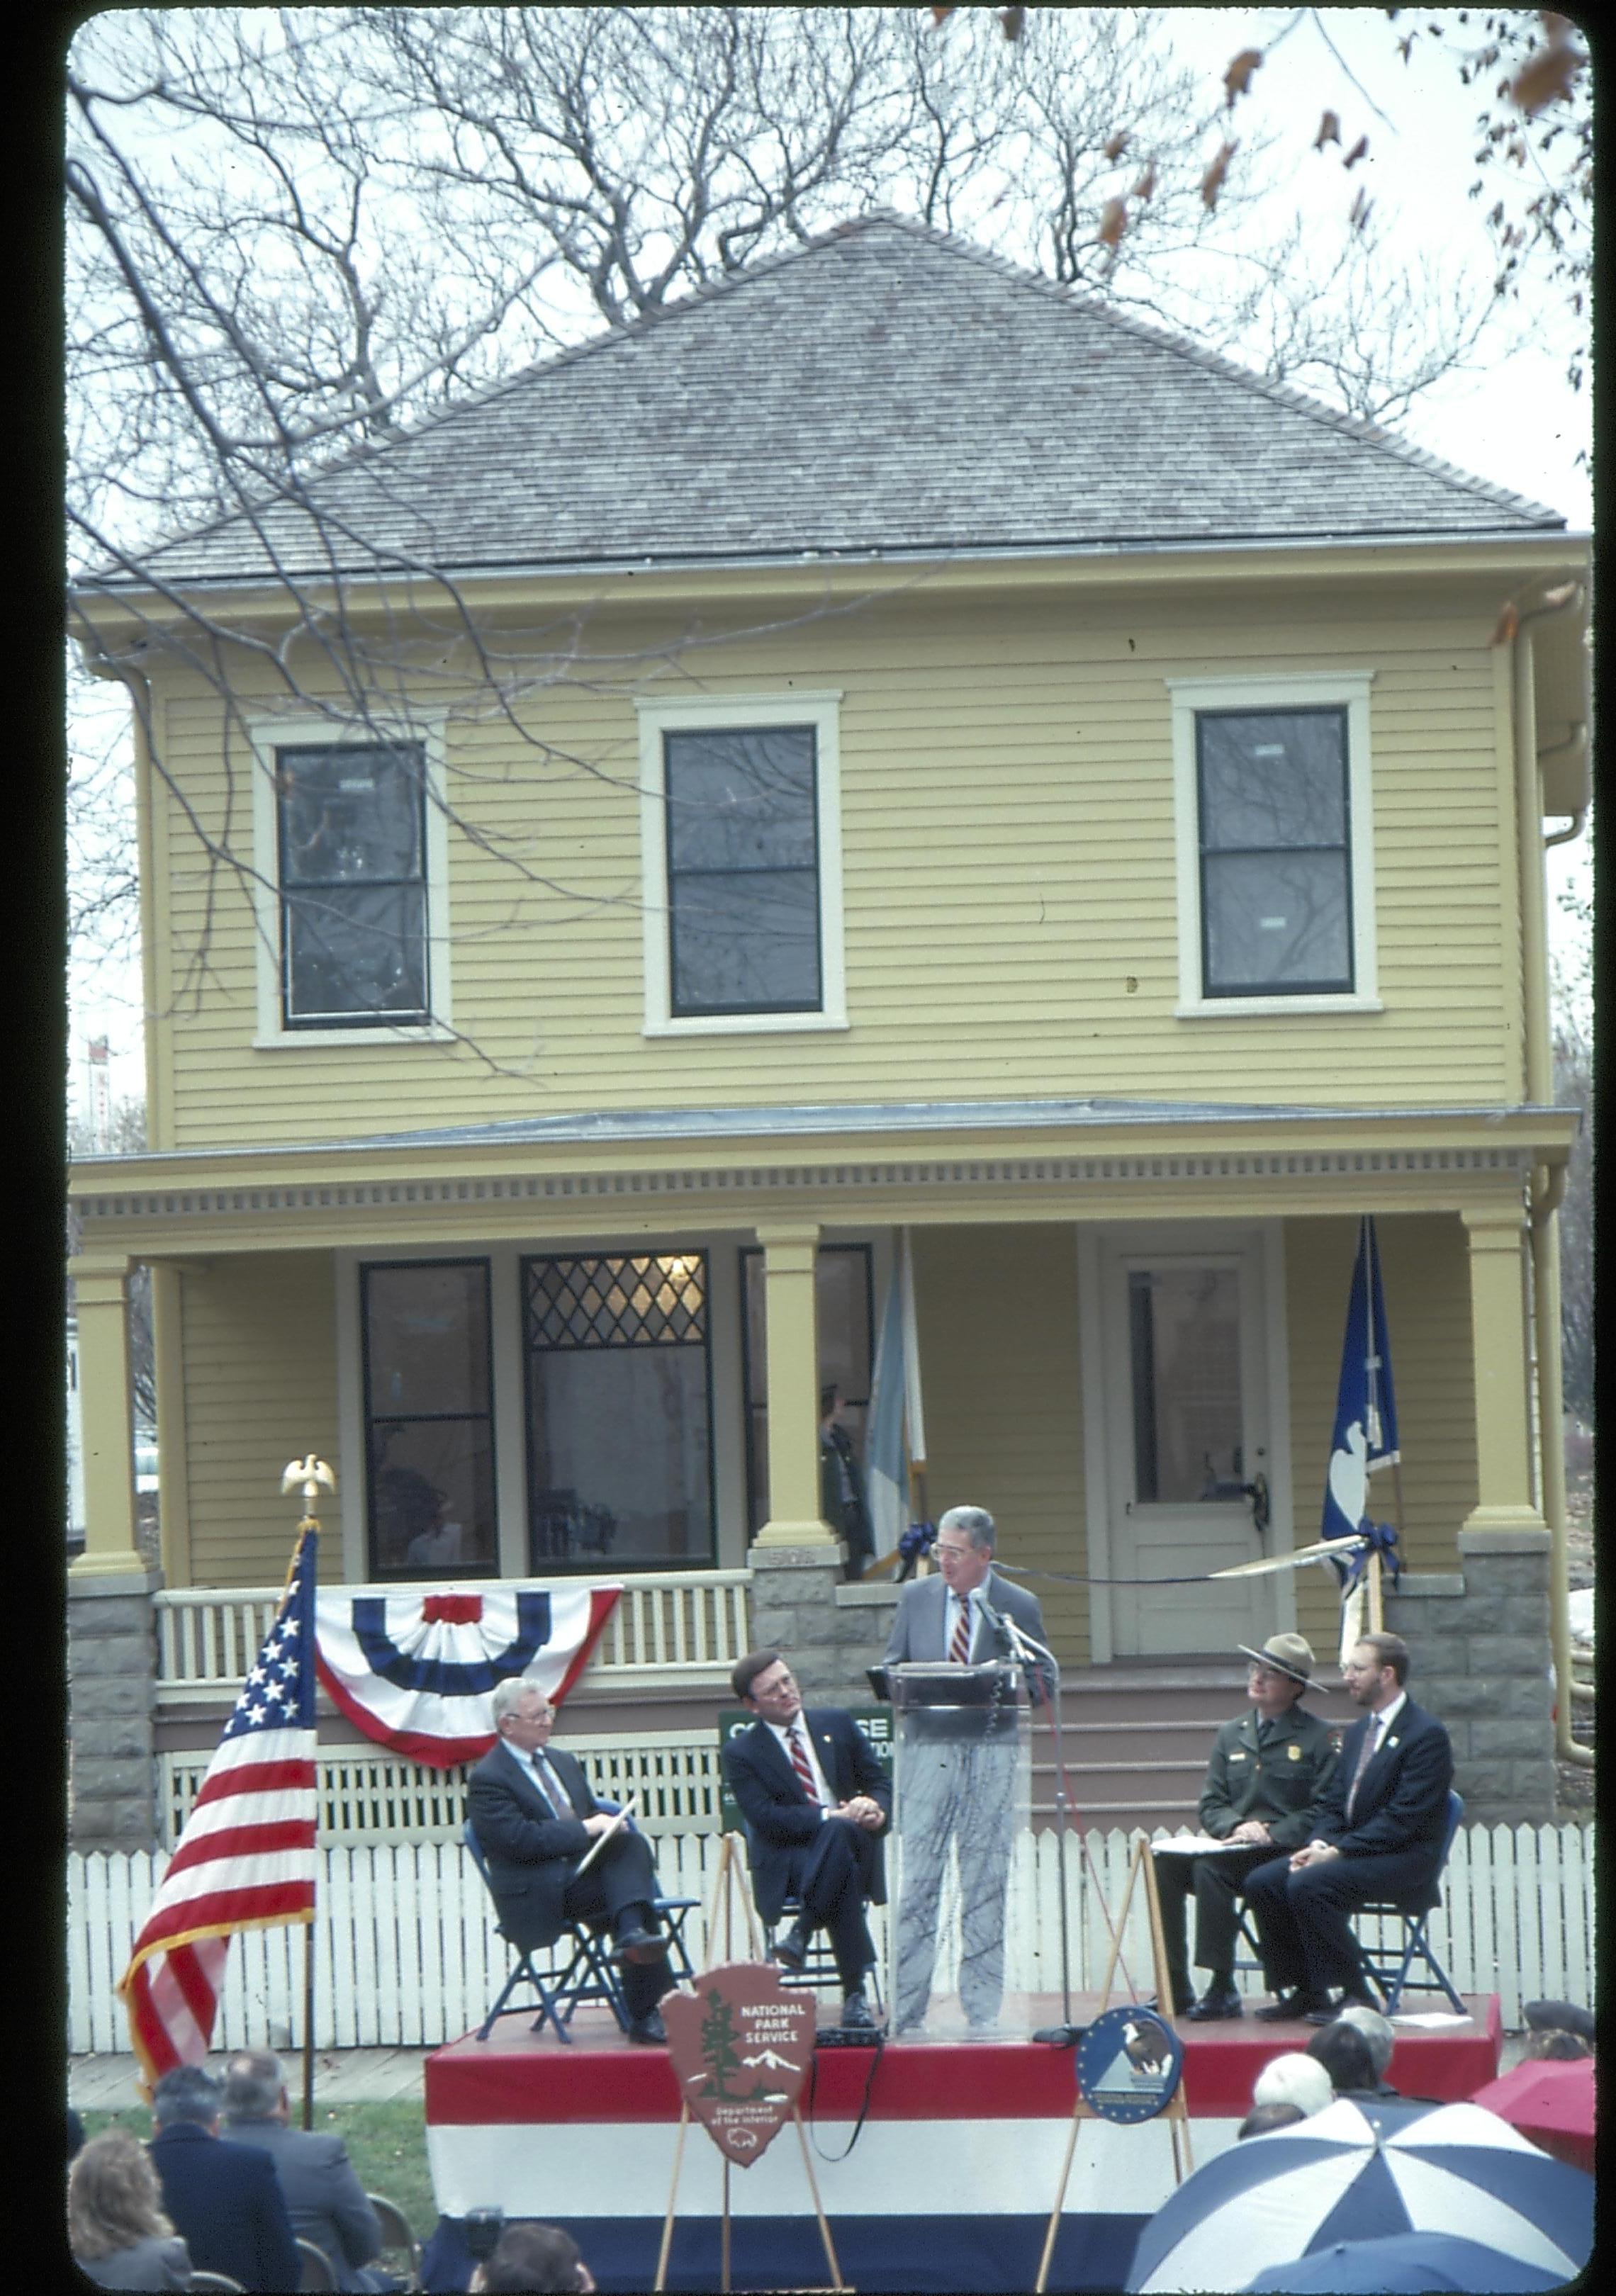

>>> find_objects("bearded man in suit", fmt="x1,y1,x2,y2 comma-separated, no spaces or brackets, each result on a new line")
1243,1631,1454,2025
468,1678,675,2043
882,1503,1051,2032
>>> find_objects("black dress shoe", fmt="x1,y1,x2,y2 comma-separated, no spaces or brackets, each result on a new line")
770,1922,810,1974
839,1993,877,2030
1255,1989,1332,2022
613,1925,670,1966
1306,1986,1384,2026
626,2009,667,2044
1186,1986,1243,2022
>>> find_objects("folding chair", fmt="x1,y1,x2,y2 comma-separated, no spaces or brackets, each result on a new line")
366,2192,422,2291
1350,1790,1467,2014
296,2237,337,2292
464,1819,629,2043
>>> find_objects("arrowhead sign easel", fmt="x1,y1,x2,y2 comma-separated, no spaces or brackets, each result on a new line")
654,1833,847,2295
1034,1840,1194,2295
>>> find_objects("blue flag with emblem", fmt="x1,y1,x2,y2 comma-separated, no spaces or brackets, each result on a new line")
1323,1217,1401,1655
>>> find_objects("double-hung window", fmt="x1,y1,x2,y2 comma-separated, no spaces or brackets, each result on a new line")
638,693,847,1034
251,719,451,1043
1169,675,1379,1015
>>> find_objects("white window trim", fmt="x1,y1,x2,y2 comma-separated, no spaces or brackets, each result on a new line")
636,690,848,1036
1167,673,1381,1018
248,710,454,1047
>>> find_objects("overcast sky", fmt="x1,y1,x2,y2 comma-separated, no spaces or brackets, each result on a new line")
67,7,1591,1119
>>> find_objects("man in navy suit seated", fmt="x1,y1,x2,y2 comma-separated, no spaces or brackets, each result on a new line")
722,1650,892,2030
468,1678,676,2043
1243,1631,1455,2025
223,2048,395,2290
147,2064,301,2293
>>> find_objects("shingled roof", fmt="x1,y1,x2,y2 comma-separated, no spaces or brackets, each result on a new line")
120,213,1564,590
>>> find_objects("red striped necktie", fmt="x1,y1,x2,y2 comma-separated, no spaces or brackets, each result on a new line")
950,1597,972,1665
787,1723,818,1799
1345,1716,1381,1822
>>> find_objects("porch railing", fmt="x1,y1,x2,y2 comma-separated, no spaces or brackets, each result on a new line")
153,1568,753,1704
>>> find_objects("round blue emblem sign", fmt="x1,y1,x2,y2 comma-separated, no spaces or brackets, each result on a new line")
1076,2005,1184,2123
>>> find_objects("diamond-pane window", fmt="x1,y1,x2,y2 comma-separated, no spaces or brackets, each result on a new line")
525,1254,709,1351
522,1251,714,1575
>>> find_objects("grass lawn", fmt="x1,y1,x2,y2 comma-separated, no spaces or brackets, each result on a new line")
80,2098,439,2249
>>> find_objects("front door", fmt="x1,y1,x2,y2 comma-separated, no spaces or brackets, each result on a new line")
1097,1227,1281,1658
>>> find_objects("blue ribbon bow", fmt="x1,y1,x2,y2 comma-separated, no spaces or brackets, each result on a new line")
895,1519,936,1581
1331,1519,1401,1597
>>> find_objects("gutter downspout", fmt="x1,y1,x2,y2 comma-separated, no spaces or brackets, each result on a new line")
1512,584,1593,1767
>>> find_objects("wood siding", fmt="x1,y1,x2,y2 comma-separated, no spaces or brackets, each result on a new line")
179,1251,340,1586
147,576,1520,1150
912,1224,1087,1656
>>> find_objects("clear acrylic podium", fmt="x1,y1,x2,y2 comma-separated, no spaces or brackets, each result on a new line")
887,1660,1033,2038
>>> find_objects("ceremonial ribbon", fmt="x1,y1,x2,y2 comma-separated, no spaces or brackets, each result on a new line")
1330,1518,1401,1596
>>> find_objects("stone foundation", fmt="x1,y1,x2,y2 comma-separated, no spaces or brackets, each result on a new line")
67,1568,163,1850
745,1543,902,1703
1385,1528,1557,1821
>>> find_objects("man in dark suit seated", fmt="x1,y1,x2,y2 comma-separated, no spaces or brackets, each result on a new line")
468,1677,675,2043
1243,1631,1454,2025
147,2064,301,2294
222,2048,393,2290
722,1649,892,2030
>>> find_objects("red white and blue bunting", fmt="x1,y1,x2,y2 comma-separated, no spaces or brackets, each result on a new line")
314,1582,622,1767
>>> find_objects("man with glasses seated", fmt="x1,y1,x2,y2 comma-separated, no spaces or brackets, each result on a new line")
1151,1633,1338,2022
468,1678,676,2044
1243,1631,1454,2025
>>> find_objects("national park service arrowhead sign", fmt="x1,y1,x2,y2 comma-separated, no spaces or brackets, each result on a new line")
662,1962,816,2166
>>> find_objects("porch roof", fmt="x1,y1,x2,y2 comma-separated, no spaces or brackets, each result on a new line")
72,1091,1576,1172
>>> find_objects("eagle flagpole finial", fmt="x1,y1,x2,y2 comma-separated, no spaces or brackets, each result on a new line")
281,1454,336,1531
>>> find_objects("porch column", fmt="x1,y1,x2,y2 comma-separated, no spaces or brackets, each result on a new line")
1459,1205,1548,1541
69,1252,146,1580
751,1221,838,1552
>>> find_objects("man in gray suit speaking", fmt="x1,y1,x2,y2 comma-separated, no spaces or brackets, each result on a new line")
882,1504,1050,2032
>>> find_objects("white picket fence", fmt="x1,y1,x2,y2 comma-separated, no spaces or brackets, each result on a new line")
67,1823,1593,2057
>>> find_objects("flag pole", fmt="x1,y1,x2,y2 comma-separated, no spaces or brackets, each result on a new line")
279,1456,335,2134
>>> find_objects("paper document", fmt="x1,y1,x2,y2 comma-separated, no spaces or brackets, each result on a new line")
1151,1833,1234,1855
573,1796,638,1877
1388,2010,1474,2028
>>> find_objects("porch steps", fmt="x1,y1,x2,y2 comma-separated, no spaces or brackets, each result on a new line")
1026,1662,1357,1831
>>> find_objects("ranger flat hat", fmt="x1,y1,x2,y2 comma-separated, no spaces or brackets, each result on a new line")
1235,1632,1315,1687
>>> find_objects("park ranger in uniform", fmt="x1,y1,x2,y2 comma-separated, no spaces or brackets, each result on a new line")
1152,1633,1339,2021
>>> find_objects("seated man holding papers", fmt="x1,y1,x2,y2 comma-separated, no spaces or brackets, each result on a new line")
1150,1633,1337,2021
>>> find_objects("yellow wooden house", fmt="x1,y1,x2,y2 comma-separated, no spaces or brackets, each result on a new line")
68,218,1588,1846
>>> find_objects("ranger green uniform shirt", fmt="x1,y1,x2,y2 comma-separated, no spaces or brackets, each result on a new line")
1198,1703,1338,1850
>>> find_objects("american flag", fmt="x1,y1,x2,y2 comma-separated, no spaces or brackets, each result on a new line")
119,1530,318,2092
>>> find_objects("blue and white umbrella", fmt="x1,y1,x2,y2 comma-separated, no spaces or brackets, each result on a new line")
1126,2097,1593,2294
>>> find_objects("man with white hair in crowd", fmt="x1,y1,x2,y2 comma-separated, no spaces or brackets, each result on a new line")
222,2049,394,2291
1250,2051,1334,2120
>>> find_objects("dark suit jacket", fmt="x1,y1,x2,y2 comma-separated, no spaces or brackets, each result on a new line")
147,2121,301,2294
1314,1696,1454,1881
466,1738,605,1951
883,1565,1055,1699
223,2115,382,2292
723,1709,892,1925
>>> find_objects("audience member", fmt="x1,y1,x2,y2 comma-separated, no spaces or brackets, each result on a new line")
1523,1998,1595,2052
1524,2027,1592,2061
1333,2002,1398,2090
223,2047,393,2291
1237,2102,1308,2139
148,2062,301,2293
469,2221,595,2292
68,2129,193,2291
1250,2052,1333,2118
67,2105,86,2163
1304,2020,1379,2096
